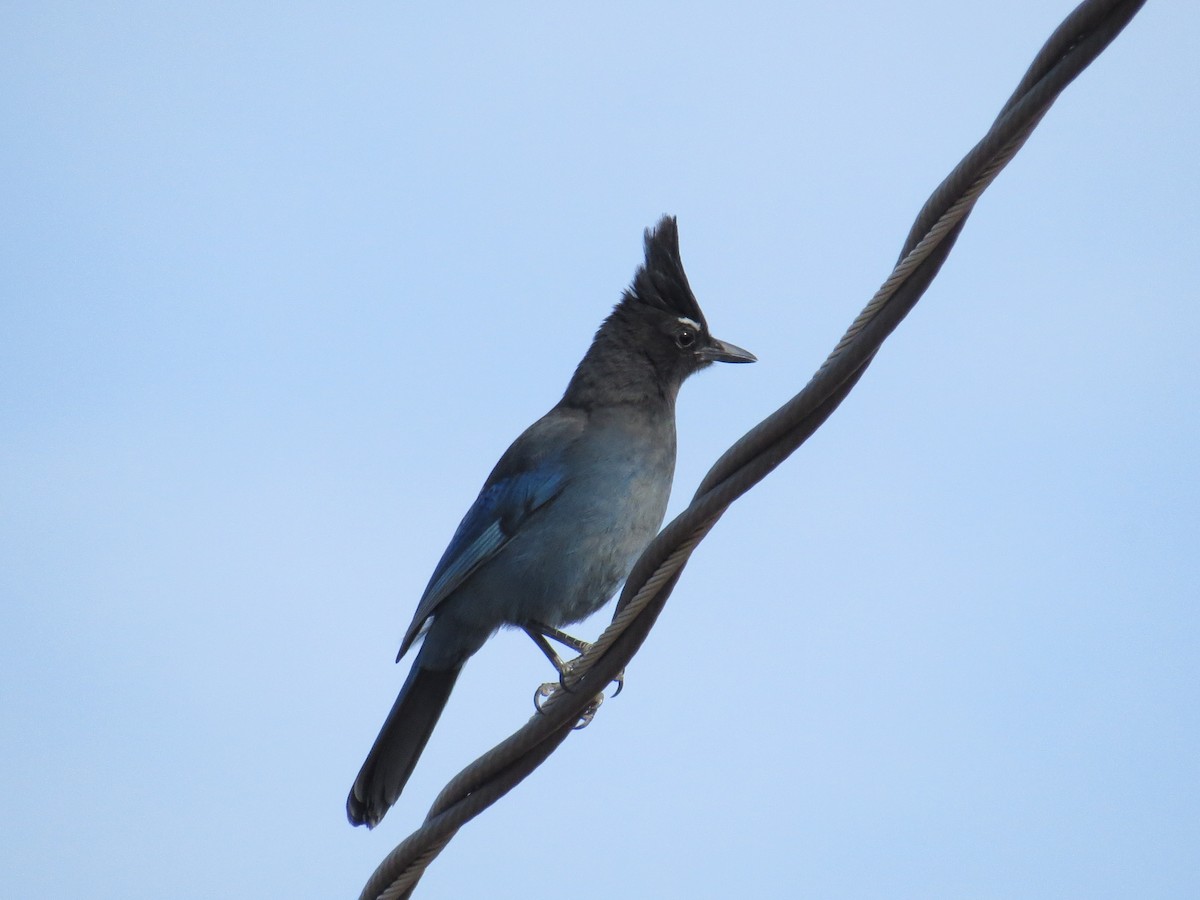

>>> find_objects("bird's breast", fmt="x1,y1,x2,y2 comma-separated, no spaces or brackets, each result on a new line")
442,418,676,632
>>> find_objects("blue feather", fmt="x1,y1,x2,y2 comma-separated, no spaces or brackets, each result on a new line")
396,465,567,661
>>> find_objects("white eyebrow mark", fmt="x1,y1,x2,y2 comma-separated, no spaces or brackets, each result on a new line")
676,316,701,330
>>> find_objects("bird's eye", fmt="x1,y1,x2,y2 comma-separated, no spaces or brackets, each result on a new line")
675,328,696,349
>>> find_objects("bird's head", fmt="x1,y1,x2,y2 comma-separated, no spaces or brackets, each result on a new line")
564,216,754,407
625,215,756,375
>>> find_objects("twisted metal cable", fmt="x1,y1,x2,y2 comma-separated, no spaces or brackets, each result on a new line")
357,2,1147,896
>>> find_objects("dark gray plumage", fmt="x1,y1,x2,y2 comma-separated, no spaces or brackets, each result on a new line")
347,216,754,828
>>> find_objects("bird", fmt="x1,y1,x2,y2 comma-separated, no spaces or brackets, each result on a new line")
347,215,754,828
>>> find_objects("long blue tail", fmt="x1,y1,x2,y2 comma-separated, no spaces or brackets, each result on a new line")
347,657,462,828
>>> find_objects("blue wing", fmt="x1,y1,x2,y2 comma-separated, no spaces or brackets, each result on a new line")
395,414,580,661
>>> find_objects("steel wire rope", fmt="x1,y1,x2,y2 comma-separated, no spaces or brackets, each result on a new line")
357,1,1147,896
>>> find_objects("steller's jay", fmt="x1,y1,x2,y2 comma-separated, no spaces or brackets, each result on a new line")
347,216,754,828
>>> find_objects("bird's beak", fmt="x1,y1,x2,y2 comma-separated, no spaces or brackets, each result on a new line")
698,336,756,364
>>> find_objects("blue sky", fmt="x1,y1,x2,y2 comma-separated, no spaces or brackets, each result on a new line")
3,3,1197,898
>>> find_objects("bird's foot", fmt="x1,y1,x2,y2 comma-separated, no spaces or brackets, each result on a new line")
534,681,604,729
524,623,591,679
524,622,625,695
526,623,625,726
574,693,604,729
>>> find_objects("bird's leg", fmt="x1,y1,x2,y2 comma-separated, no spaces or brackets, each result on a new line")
524,623,589,689
525,627,570,674
526,621,609,690
525,622,625,727
535,621,625,697
530,622,592,656
526,626,581,721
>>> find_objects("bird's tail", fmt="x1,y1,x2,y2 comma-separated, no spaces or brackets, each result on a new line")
346,658,462,828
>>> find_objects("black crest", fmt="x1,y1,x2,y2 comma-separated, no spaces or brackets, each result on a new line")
625,216,707,326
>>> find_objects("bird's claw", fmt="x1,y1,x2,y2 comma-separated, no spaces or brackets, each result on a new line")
525,624,626,698
535,682,603,730
533,669,623,729
573,693,603,729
